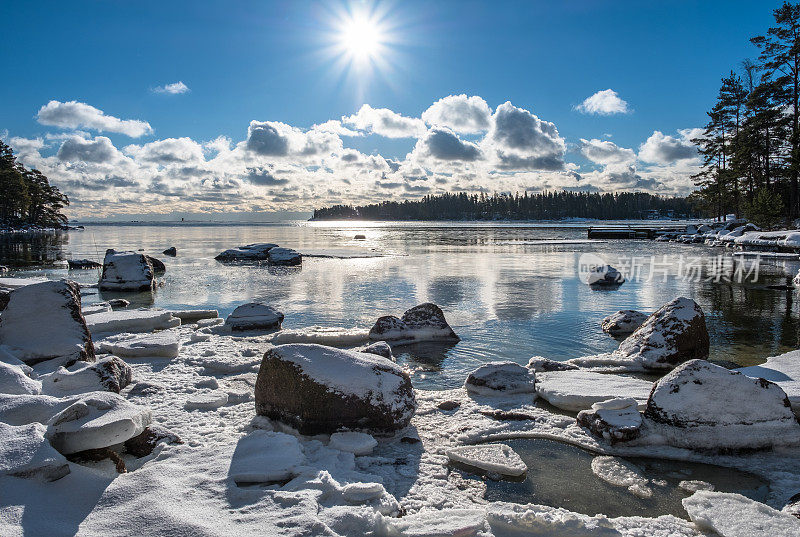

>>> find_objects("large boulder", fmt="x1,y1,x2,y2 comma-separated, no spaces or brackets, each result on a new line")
226,303,284,331
369,303,459,344
40,356,132,396
98,249,155,292
45,391,152,454
615,297,709,370
267,247,302,266
464,361,536,396
215,243,277,261
0,422,70,481
644,360,800,450
144,255,166,274
0,280,95,367
601,310,648,336
255,343,416,435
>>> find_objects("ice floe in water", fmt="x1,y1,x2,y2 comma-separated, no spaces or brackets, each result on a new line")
266,326,370,346
535,370,652,411
446,443,527,477
591,456,653,498
682,491,800,536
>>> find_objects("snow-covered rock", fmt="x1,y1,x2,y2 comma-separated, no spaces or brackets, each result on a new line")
328,431,378,455
40,356,132,395
446,443,527,476
601,310,648,336
737,349,800,413
590,456,652,498
0,393,81,425
359,341,393,360
0,422,70,481
268,326,370,346
98,249,155,292
98,330,181,358
386,509,487,536
526,356,579,372
577,397,642,444
228,430,305,483
369,303,459,344
85,309,180,334
214,243,277,261
682,491,800,536
464,361,536,396
536,370,652,412
587,264,625,286
225,303,284,331
162,246,177,256
255,344,416,435
45,391,152,454
0,280,95,367
107,298,130,309
170,309,218,323
644,360,800,450
0,360,41,395
268,247,302,266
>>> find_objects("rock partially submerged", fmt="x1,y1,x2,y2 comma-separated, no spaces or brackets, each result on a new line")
162,247,177,257
144,255,166,274
0,280,95,367
214,243,278,261
464,361,536,396
255,344,416,435
369,303,459,344
526,357,578,372
601,310,648,336
587,265,625,287
360,341,393,360
0,422,70,481
40,356,132,396
67,259,101,270
226,303,284,331
268,247,302,266
446,444,527,477
577,397,642,444
98,250,155,292
535,370,652,412
644,360,800,451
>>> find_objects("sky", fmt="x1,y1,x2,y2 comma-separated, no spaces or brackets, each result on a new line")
0,0,787,220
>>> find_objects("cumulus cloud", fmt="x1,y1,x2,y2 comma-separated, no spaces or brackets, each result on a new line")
57,136,122,163
244,167,289,186
153,81,190,94
575,89,630,115
484,101,566,170
421,95,491,134
37,100,153,137
342,104,426,138
579,138,635,165
413,127,481,161
312,120,363,137
638,130,698,164
245,120,342,157
124,137,204,164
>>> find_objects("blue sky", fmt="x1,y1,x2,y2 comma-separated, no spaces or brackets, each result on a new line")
0,0,786,219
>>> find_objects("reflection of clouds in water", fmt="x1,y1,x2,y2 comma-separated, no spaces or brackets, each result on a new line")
493,271,562,320
427,277,475,308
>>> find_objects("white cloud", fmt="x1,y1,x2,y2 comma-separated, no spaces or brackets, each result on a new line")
311,120,363,137
412,127,482,162
580,138,635,165
124,137,205,164
37,100,153,137
422,94,491,134
153,81,190,95
483,101,566,171
575,89,630,115
57,135,123,163
245,120,342,157
341,104,427,138
638,130,698,164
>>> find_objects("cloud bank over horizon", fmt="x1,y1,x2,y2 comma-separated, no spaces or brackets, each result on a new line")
6,94,700,219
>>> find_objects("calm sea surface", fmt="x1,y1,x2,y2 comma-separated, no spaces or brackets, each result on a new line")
2,221,798,389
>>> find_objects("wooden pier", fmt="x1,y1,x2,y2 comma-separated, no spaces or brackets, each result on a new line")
587,225,687,240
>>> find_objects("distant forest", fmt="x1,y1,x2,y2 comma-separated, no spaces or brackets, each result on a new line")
312,192,696,221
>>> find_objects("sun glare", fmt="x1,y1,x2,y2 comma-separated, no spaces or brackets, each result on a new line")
340,15,382,61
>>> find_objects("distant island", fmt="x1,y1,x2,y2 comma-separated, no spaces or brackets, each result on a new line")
312,192,697,221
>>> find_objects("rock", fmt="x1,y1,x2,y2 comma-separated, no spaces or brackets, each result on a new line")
108,298,130,309
0,361,41,395
0,280,95,367
369,303,459,344
45,391,152,454
255,343,416,435
40,356,132,395
0,289,9,311
360,341,393,360
601,310,649,336
226,303,284,331
354,234,366,240
644,360,800,450
526,357,579,372
737,349,800,414
229,430,305,484
98,330,181,359
98,250,155,292
162,247,177,256
0,393,82,426
215,243,278,261
67,259,101,270
268,247,302,266
464,361,536,396
446,444,527,477
329,431,378,455
783,492,800,519
82,302,112,315
437,400,460,411
587,265,625,286
123,424,182,457
0,422,70,481
67,447,127,473
536,370,652,412
577,397,642,444
144,255,166,274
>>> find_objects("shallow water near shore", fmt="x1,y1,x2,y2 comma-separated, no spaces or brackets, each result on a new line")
3,220,800,389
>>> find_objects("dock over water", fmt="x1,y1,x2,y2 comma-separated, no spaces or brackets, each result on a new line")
587,225,688,240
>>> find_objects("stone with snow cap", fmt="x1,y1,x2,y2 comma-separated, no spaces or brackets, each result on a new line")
587,265,625,286
369,303,459,344
267,246,302,266
601,310,648,336
85,309,180,334
226,303,284,331
40,356,132,396
526,356,579,372
644,359,800,451
214,243,278,261
0,280,95,367
577,397,642,444
98,249,155,292
229,430,305,483
255,343,416,435
360,341,393,360
98,329,181,358
0,422,70,481
465,361,536,395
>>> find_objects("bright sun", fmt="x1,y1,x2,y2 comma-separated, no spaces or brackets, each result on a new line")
338,13,384,64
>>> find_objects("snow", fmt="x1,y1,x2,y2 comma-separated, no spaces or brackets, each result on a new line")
0,393,82,425
590,456,653,498
98,329,181,358
536,370,652,412
0,277,50,289
267,326,370,346
228,430,305,483
184,390,229,410
682,491,800,536
601,310,648,336
464,361,536,396
329,432,378,456
737,349,800,412
225,303,284,330
385,509,487,536
84,309,180,334
0,422,70,481
98,250,155,291
45,391,152,454
446,443,527,476
0,361,41,395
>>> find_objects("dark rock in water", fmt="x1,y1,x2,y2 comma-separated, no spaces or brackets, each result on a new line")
108,298,130,309
369,303,459,344
268,247,302,266
124,424,182,457
354,234,366,240
67,259,102,270
0,280,94,367
162,247,177,257
215,243,277,261
577,398,642,444
587,265,625,287
99,250,155,292
0,265,8,275
226,303,284,331
0,290,9,311
437,400,460,411
526,357,579,372
360,341,393,360
144,255,166,274
601,310,648,336
255,344,416,435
